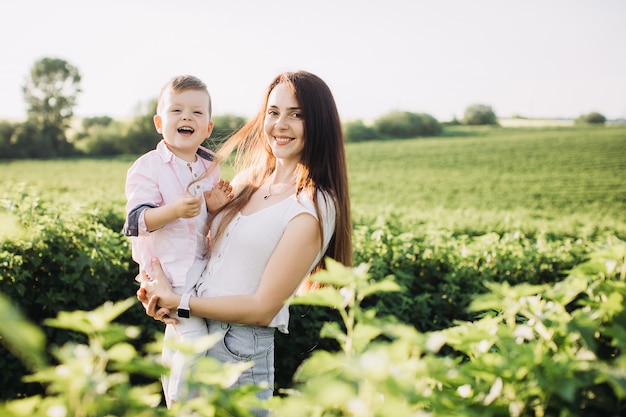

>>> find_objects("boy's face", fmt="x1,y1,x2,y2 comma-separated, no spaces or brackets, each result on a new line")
153,88,213,161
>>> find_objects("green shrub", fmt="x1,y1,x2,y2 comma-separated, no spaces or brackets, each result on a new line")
2,185,625,415
0,121,18,159
0,185,160,399
0,296,259,417
352,215,596,332
74,120,131,156
463,103,498,125
576,111,607,125
342,119,380,142
373,111,442,138
211,114,247,143
275,242,626,416
0,185,621,405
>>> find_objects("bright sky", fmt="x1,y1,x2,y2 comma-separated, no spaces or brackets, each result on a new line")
2,0,625,122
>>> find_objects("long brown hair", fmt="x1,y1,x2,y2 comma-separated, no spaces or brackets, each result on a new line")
213,71,352,270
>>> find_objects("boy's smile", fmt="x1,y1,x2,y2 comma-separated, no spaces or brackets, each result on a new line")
153,89,213,161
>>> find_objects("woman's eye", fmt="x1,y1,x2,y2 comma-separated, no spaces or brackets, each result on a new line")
292,112,302,119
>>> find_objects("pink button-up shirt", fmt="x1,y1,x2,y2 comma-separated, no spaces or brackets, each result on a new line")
124,140,220,288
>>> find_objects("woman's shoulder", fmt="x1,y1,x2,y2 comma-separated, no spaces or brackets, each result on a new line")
294,189,336,218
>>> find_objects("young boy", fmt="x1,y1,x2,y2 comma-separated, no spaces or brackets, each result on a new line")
123,75,231,407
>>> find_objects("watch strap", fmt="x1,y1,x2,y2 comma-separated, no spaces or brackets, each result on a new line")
177,293,191,318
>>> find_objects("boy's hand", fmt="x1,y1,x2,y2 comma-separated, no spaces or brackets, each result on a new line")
173,193,203,218
205,179,234,213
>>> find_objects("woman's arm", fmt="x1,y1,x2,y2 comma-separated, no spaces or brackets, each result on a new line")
143,212,322,326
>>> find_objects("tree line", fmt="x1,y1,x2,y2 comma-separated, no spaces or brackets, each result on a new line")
0,57,605,159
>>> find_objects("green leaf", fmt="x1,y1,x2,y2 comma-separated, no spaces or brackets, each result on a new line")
107,342,136,363
310,258,361,287
0,292,47,369
44,297,136,334
359,277,401,300
295,350,347,380
290,287,344,309
352,323,383,353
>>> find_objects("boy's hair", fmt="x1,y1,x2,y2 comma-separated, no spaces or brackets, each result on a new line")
157,75,212,118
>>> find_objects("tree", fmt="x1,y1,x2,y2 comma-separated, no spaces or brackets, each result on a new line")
575,111,606,125
0,121,17,158
22,57,82,156
122,98,160,155
463,104,498,126
211,114,247,144
373,111,442,139
342,119,380,142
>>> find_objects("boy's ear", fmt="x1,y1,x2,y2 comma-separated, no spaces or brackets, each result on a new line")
206,120,214,137
153,114,162,133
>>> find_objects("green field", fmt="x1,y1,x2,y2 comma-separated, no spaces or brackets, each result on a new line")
1,125,625,237
2,125,626,414
349,125,626,235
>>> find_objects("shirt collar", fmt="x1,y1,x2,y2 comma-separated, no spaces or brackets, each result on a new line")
155,139,215,164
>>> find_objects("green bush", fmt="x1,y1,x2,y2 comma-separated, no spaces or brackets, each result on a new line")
576,111,607,125
342,119,380,142
0,121,18,159
373,111,442,138
275,243,626,416
2,182,625,415
0,184,160,399
211,114,247,143
0,186,621,406
0,296,259,417
352,215,596,332
74,120,132,156
463,103,498,125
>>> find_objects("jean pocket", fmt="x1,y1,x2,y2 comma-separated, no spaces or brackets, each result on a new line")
222,326,274,360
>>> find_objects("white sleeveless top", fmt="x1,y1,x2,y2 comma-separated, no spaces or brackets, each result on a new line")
196,189,336,333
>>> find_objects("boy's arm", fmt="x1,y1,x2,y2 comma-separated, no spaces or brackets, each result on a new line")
144,193,203,232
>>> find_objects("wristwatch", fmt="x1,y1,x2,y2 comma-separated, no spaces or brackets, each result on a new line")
177,293,191,318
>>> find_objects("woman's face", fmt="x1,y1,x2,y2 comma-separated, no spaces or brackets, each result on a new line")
263,83,305,162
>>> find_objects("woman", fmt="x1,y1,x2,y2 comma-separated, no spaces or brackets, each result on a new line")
139,71,352,414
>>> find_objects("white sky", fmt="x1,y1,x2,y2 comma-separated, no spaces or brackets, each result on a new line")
2,0,625,122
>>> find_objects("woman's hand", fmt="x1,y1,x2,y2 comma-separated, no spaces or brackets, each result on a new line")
136,258,179,325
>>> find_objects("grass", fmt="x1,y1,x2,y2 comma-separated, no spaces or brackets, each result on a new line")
1,125,625,238
347,125,626,235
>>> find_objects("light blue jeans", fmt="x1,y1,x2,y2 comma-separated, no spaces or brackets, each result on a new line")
207,320,275,417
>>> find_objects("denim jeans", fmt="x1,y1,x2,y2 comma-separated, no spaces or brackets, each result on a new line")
207,320,275,417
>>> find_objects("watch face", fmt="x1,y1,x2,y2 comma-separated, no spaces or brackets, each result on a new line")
178,308,190,318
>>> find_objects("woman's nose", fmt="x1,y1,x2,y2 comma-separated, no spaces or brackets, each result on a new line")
276,115,288,129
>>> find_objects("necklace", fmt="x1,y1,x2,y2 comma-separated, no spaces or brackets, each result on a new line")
263,180,295,200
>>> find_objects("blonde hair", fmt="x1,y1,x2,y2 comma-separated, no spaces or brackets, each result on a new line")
157,75,212,119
